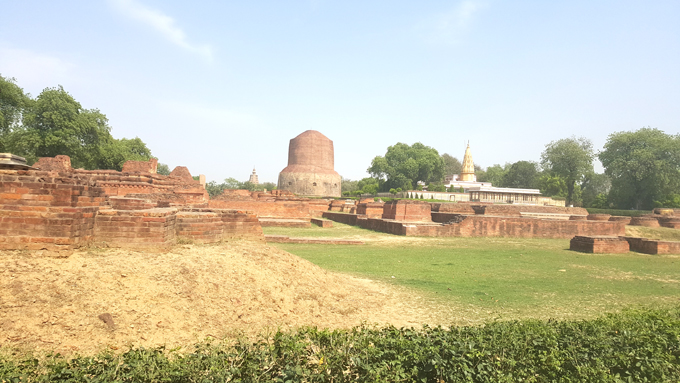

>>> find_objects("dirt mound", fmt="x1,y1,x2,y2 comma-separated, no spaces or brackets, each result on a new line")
0,241,448,354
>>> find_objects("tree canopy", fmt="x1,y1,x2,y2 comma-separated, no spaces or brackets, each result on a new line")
541,137,594,205
368,142,444,191
0,75,153,171
599,128,680,210
500,161,540,189
441,153,462,176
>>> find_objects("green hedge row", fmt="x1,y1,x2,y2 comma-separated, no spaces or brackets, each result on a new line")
2,307,679,382
586,208,653,217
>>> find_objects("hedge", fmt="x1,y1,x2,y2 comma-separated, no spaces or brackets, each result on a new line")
1,307,679,382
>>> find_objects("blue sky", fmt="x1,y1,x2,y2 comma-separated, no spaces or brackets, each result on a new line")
1,1,678,183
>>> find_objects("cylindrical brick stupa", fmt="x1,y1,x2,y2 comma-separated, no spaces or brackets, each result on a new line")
278,130,341,197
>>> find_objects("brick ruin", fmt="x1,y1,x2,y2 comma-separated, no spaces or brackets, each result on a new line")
570,235,680,255
0,156,261,250
3,154,680,251
322,200,628,239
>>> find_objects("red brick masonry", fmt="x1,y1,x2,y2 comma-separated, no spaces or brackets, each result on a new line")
569,236,630,253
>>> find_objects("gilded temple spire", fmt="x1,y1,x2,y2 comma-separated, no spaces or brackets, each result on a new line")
460,141,475,182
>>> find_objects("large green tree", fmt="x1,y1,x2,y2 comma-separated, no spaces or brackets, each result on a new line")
368,142,444,191
0,75,31,152
599,128,680,210
477,163,507,185
500,161,540,189
1,77,154,170
541,137,594,206
441,153,462,176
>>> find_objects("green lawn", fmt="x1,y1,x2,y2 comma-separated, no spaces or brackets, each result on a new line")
264,223,680,321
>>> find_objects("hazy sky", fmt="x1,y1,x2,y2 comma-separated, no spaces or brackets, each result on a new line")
1,1,678,182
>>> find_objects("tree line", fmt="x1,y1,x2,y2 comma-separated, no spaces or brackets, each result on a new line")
344,128,680,210
0,75,155,171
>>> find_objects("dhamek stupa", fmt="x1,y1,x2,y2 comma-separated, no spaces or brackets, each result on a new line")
277,130,341,197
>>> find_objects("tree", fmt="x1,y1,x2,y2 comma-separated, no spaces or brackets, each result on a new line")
500,161,539,189
477,164,507,185
538,174,567,198
157,163,171,175
97,137,152,171
541,137,594,206
441,153,462,176
341,177,359,194
357,177,379,194
1,77,154,170
368,142,444,191
0,75,31,152
581,172,611,208
599,128,680,210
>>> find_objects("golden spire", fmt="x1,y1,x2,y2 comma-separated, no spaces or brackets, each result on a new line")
460,141,475,182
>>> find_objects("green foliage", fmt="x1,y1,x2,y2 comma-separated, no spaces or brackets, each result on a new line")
654,194,680,208
478,163,507,185
539,174,567,197
0,77,154,170
340,177,359,194
428,183,446,192
499,160,539,189
156,163,170,175
368,142,444,191
357,177,379,195
2,308,679,382
581,172,611,208
0,75,31,152
541,137,594,206
97,137,152,171
600,127,680,210
591,193,609,209
441,153,461,176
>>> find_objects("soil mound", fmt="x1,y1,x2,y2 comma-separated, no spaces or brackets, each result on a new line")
0,241,445,354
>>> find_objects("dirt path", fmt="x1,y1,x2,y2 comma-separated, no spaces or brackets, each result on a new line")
0,241,453,355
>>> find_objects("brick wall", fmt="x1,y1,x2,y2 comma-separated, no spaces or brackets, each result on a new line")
622,237,680,255
569,236,630,253
382,200,431,221
356,202,384,218
208,199,311,219
94,208,177,248
322,211,358,226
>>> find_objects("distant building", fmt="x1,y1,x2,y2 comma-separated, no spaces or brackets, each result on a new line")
248,168,259,185
441,142,552,205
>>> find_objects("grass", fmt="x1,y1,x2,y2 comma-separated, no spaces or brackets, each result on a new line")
265,223,680,321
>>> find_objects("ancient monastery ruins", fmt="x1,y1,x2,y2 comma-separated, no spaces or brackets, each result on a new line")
1,130,679,255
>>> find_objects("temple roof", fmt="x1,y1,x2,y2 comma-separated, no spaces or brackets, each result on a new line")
461,143,474,175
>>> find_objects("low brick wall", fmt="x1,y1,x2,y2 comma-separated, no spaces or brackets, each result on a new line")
311,218,333,228
264,235,363,245
463,204,587,216
622,236,680,255
382,200,431,221
208,199,311,219
94,208,177,248
356,202,384,218
322,211,358,226
259,218,311,228
569,236,629,253
629,217,660,227
659,217,680,229
609,216,632,224
176,211,223,243
587,214,611,221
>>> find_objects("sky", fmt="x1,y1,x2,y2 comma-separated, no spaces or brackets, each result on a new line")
1,1,679,183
